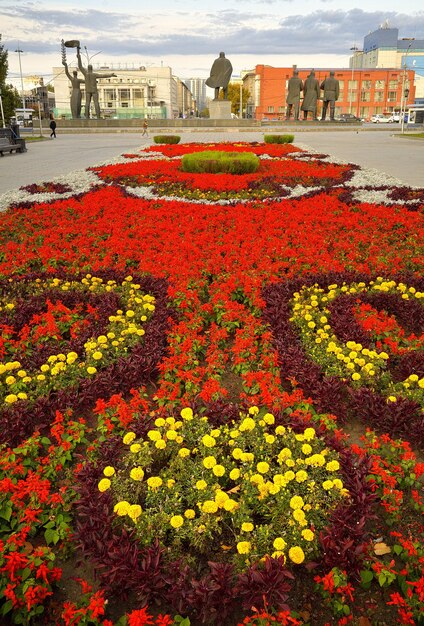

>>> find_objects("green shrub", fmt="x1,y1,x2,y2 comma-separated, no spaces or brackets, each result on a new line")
153,135,181,144
264,134,294,144
181,150,260,174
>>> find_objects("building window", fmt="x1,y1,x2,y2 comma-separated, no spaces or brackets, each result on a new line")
278,106,285,113
360,91,371,102
267,106,274,113
121,103,129,108
389,80,398,89
374,91,384,102
104,89,116,101
387,91,398,102
118,89,130,100
133,89,144,100
362,80,371,90
348,80,358,90
375,80,385,90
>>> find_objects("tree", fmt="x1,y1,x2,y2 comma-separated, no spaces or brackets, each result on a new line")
0,34,21,124
221,83,251,117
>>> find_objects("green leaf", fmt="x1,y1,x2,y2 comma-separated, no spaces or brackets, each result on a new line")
360,570,374,585
1,600,13,615
378,573,387,587
41,437,51,446
393,544,403,555
21,567,31,581
0,505,12,521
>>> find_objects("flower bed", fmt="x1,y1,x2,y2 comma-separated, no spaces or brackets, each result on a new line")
0,142,423,625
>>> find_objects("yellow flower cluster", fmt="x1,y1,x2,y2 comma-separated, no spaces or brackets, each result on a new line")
290,278,423,409
0,275,155,407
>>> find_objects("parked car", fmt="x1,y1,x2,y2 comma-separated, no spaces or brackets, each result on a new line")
370,114,391,123
387,113,400,123
337,113,362,122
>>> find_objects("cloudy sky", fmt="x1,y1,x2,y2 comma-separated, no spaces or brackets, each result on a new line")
1,0,424,89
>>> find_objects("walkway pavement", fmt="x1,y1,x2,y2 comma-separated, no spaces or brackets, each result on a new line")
0,129,422,195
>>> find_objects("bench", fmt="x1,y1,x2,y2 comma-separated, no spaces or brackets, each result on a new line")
0,139,22,156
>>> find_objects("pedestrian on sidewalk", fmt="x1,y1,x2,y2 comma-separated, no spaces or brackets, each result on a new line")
49,119,57,139
142,118,148,136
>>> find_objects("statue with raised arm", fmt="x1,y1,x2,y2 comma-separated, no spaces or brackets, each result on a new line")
76,45,116,119
62,62,84,119
205,52,233,100
286,69,303,120
320,71,340,121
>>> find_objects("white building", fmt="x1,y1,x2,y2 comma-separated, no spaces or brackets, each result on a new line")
52,63,182,119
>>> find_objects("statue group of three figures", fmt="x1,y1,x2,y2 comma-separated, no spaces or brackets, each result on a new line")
286,69,340,121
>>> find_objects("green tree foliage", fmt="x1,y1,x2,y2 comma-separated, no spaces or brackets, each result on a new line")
221,83,251,117
0,34,21,124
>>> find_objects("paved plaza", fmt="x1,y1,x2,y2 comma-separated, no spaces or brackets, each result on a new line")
0,129,423,195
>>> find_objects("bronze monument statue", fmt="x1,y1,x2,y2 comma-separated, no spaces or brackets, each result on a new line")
320,71,340,121
286,69,303,120
62,64,84,119
76,45,116,119
205,52,233,100
301,70,320,121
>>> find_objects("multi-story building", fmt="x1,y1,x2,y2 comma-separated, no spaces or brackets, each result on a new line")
184,78,207,113
350,24,424,103
250,64,415,121
52,64,186,119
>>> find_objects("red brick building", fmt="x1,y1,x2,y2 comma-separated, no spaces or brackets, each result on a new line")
252,65,416,121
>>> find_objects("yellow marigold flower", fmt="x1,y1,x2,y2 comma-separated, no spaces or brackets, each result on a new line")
322,480,334,490
352,372,361,381
256,461,270,474
202,500,218,514
232,447,243,460
301,444,312,455
273,537,287,551
229,468,241,480
196,479,207,490
130,443,142,453
293,509,306,522
250,473,264,485
215,490,229,507
5,376,16,385
155,417,166,427
17,370,27,378
114,501,130,516
230,430,240,438
418,378,424,389
175,436,183,444
289,495,304,510
302,529,315,542
123,432,136,445
285,458,295,467
128,504,142,521
223,499,238,512
17,392,27,400
289,546,305,564
241,452,254,463
180,407,193,421
97,335,108,344
241,522,254,532
147,476,163,489
248,406,259,415
203,456,217,469
170,515,184,529
210,429,220,438
305,454,325,467
178,447,190,458
295,470,308,483
40,364,50,372
202,434,216,448
103,466,115,477
130,467,145,481
5,394,18,404
237,541,251,554
284,471,295,482
147,430,162,441
155,440,166,450
92,351,103,360
37,374,46,381
166,430,177,441
212,464,225,477
263,413,275,425
303,428,316,441
264,434,275,444
184,509,195,519
332,479,344,489
275,425,286,435
326,460,340,472
98,478,111,492
239,417,256,431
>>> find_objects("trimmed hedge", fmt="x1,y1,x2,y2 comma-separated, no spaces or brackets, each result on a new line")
153,135,181,144
181,150,260,174
264,134,294,144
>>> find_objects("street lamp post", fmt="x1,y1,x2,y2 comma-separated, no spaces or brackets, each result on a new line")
15,46,26,113
349,46,358,114
0,89,6,128
400,40,415,134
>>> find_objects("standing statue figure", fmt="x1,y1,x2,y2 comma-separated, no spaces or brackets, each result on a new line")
62,61,84,119
320,71,340,121
205,52,233,100
301,70,320,121
286,69,303,120
76,46,116,119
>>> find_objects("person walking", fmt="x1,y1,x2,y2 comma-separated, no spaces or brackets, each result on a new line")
142,118,148,136
49,119,57,139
